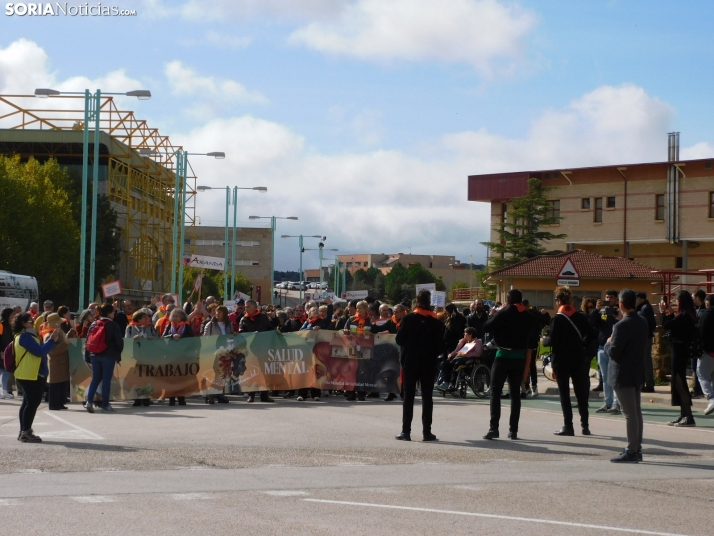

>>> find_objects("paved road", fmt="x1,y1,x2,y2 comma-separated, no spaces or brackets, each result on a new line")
1,389,712,535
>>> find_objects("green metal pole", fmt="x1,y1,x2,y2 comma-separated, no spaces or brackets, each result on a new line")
78,90,90,310
170,151,181,294
177,151,189,304
299,235,303,302
223,187,229,302
231,186,237,300
270,216,276,305
319,246,324,288
88,89,101,303
342,264,346,296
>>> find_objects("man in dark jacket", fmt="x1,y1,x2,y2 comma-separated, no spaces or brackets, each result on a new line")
697,294,714,416
543,286,596,436
482,289,536,440
604,289,649,463
395,290,445,442
590,290,621,413
466,300,488,340
635,292,657,393
239,300,274,402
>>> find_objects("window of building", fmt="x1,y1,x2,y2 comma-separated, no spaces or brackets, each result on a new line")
705,161,712,169
710,192,714,218
545,200,560,220
501,203,508,227
594,197,603,223
656,194,665,221
581,198,590,210
675,257,683,269
606,196,616,209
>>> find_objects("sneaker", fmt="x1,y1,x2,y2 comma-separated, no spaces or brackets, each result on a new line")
297,396,304,401
101,405,116,413
247,395,255,403
436,383,450,391
704,401,714,416
19,430,42,443
595,405,610,413
690,391,704,399
667,415,684,426
84,401,94,414
2,391,14,399
314,397,320,402
610,450,639,463
531,385,538,398
674,416,696,427
607,405,622,415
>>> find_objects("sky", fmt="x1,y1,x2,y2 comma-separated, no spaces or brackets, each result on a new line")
1,0,713,271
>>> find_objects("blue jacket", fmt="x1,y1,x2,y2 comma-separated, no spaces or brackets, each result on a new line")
18,331,54,378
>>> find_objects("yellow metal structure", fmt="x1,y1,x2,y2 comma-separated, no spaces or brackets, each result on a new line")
0,94,198,298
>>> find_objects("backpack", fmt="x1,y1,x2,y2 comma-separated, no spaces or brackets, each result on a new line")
3,336,28,373
85,319,109,354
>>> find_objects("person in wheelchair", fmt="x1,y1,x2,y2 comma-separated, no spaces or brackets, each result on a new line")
437,327,483,391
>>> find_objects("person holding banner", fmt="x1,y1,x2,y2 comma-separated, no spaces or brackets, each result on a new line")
239,300,275,403
161,308,194,406
152,294,175,324
395,290,445,441
202,306,233,404
342,300,372,401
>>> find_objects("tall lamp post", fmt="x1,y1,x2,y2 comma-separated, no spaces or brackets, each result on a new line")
281,235,324,302
196,185,267,301
139,149,226,300
35,87,151,309
248,215,298,305
303,243,338,287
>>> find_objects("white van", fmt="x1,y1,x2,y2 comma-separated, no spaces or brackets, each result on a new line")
0,271,39,311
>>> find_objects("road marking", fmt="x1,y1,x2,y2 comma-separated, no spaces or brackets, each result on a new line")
171,493,211,500
72,496,115,503
264,490,309,497
42,411,103,440
302,500,689,536
0,499,20,506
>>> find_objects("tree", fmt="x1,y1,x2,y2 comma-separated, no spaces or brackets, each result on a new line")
0,156,80,300
481,178,566,270
384,262,409,303
181,268,252,304
384,262,446,303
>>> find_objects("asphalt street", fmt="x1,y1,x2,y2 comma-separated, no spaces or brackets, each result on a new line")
0,384,712,536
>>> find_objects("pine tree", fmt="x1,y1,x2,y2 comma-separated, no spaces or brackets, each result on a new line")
481,178,566,270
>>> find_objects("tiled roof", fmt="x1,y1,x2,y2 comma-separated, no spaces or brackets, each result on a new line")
488,250,660,280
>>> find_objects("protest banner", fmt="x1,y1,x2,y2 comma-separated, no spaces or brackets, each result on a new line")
431,291,446,307
342,290,368,300
415,283,436,294
102,281,122,298
68,330,401,400
182,254,225,271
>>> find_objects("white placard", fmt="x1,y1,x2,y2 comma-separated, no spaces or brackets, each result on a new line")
101,281,122,298
182,254,225,271
343,290,369,300
416,283,436,293
142,280,153,292
233,291,251,302
223,300,235,309
431,291,446,308
557,279,580,287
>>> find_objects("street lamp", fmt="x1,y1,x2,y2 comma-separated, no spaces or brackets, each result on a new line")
140,149,226,299
281,235,324,302
249,215,298,305
196,185,267,301
35,87,151,309
303,245,338,288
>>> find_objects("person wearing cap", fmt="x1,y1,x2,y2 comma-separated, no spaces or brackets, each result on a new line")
635,292,656,393
33,301,54,333
228,299,246,333
41,313,74,410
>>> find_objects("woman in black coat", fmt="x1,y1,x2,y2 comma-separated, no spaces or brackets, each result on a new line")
660,290,698,427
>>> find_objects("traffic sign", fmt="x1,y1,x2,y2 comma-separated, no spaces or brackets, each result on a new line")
557,257,580,280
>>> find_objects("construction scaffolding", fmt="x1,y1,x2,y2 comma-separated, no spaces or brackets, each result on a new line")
0,94,198,299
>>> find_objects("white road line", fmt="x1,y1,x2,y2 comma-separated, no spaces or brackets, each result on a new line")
264,490,309,497
303,499,689,536
72,496,115,503
170,493,211,500
0,499,20,506
42,411,103,440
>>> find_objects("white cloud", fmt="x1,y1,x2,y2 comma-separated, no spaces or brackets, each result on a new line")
139,0,347,21
164,60,269,112
183,83,687,268
681,142,714,160
288,0,537,75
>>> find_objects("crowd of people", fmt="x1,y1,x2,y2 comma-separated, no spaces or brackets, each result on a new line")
1,285,712,461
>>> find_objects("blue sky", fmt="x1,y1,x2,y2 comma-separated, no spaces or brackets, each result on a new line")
1,0,713,270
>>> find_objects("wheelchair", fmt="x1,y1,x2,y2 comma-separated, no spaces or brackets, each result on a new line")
436,351,492,399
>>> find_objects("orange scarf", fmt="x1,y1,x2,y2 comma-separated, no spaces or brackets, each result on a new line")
514,303,526,313
130,320,151,327
391,315,401,329
353,312,369,333
413,307,437,319
297,313,307,324
558,305,576,317
156,315,171,335
245,310,261,322
171,321,189,329
40,326,54,339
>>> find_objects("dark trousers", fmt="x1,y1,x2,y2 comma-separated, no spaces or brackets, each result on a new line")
489,358,523,432
555,358,590,429
298,388,321,399
402,365,436,435
48,380,69,410
17,377,46,432
440,358,455,385
527,351,538,387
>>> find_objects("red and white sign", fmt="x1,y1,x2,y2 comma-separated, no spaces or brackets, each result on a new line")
102,281,122,298
557,257,580,279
